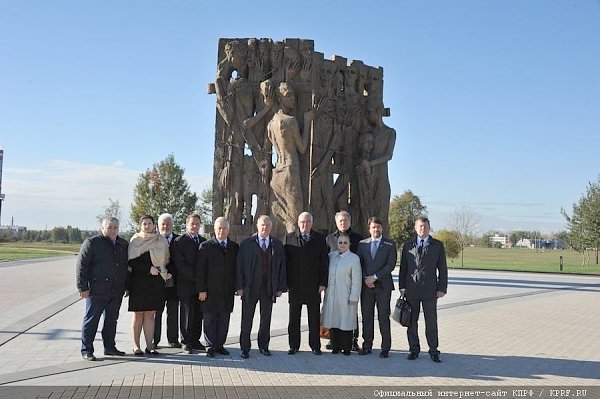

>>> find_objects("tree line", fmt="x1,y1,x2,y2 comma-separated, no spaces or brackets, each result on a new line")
4,155,594,263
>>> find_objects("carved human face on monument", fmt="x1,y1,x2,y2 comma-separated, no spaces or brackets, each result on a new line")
277,82,296,110
225,40,247,72
271,41,284,69
320,61,336,90
344,64,359,94
359,132,374,156
366,99,383,127
259,39,271,69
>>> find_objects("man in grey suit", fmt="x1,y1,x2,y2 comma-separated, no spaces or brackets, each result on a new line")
356,217,397,358
399,217,448,363
235,215,287,359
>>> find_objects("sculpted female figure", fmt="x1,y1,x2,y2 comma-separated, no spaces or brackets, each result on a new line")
267,81,314,232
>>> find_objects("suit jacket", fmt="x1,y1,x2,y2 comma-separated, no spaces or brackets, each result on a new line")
172,234,206,299
196,237,239,313
326,229,364,254
356,236,397,292
235,234,287,302
399,236,448,300
283,230,328,304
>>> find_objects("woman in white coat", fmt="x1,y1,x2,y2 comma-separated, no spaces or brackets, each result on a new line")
321,234,362,355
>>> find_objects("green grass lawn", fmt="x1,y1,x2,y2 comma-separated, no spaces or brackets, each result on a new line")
448,246,600,275
2,242,599,276
0,242,80,261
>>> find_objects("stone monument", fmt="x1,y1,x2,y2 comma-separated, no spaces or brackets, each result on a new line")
208,38,395,239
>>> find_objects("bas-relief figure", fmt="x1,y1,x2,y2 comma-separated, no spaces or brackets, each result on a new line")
210,38,396,239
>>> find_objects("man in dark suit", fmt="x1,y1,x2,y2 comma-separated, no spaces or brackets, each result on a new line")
172,213,206,354
284,212,328,355
399,217,448,363
76,217,128,361
197,217,239,358
153,213,181,349
325,210,363,350
236,215,287,358
356,216,397,358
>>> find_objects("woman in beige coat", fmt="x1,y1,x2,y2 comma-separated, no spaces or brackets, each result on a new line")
321,234,362,355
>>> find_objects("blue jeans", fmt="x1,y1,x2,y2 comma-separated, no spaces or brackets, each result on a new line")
80,295,123,355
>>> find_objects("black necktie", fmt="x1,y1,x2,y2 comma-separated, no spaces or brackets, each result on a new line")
221,241,226,248
418,239,424,256
193,236,199,245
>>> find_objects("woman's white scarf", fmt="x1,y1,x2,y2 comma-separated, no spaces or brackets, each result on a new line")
128,231,170,272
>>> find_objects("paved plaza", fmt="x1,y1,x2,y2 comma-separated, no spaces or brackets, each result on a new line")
0,256,599,398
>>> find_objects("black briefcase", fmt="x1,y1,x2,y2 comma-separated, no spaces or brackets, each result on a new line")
391,296,412,327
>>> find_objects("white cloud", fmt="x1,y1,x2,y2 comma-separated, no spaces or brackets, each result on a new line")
2,161,139,230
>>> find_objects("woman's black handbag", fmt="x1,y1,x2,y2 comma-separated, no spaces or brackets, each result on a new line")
392,296,412,327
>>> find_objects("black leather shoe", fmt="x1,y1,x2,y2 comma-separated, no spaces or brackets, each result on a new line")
430,353,441,363
82,353,96,361
325,342,332,350
379,350,389,358
169,342,182,348
104,349,125,356
195,343,206,351
183,345,194,354
311,348,322,355
343,350,351,356
259,348,271,356
331,349,340,354
407,352,419,360
287,348,298,355
145,348,159,356
133,348,144,356
352,341,361,352
216,347,230,355
358,349,372,355
241,351,249,359
207,348,215,358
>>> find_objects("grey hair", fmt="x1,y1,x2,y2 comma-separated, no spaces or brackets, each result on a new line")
158,213,174,224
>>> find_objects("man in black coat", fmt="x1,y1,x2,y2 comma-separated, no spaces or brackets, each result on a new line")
399,217,448,363
172,213,206,354
284,212,328,355
325,210,363,350
235,215,287,358
197,217,239,358
153,213,181,349
76,217,128,361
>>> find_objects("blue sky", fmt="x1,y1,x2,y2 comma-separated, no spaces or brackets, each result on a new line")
1,1,599,233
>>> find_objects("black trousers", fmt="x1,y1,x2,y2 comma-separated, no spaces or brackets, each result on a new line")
360,285,392,351
180,295,202,347
287,298,320,350
153,297,179,346
406,297,439,355
330,328,353,352
203,312,231,349
240,288,272,351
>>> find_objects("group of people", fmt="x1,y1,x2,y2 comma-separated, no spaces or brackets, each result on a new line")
75,211,448,364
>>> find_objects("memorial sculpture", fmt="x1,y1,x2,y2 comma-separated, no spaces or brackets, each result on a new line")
209,38,395,238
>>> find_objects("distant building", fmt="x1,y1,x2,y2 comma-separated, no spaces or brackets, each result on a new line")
515,238,564,249
0,224,27,237
515,238,532,248
489,234,510,248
